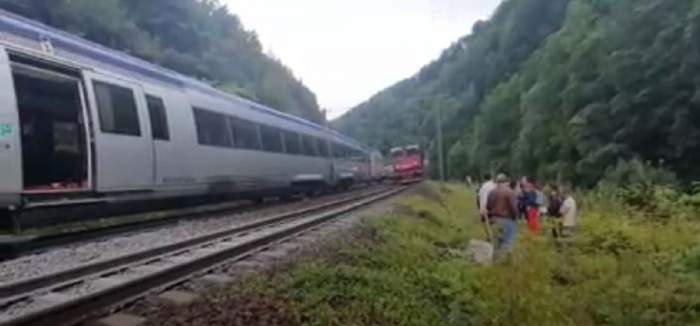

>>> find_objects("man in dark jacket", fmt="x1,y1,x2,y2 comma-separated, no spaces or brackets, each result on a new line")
487,173,519,251
547,186,564,238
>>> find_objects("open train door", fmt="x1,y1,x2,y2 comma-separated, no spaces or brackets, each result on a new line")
0,47,21,207
9,53,91,195
83,70,154,192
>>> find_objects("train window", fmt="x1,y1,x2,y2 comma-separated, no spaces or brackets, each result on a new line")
332,143,342,158
298,135,305,154
260,124,284,153
283,131,301,155
316,138,329,157
146,95,169,141
94,81,141,136
193,107,232,147
230,117,261,150
302,135,318,157
391,148,405,159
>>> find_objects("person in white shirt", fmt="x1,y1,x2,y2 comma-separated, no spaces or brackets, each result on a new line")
478,173,497,219
559,186,578,237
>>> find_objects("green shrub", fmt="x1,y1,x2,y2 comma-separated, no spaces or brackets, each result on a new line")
211,182,700,326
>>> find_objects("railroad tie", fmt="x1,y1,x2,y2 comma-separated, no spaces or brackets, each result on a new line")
153,290,199,306
199,274,234,286
89,313,146,326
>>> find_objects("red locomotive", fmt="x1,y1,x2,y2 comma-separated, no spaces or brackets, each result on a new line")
389,145,424,183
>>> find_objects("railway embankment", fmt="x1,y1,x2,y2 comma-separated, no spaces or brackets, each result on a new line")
144,183,700,326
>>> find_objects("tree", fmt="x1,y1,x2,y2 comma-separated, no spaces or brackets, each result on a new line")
0,0,322,122
337,0,700,186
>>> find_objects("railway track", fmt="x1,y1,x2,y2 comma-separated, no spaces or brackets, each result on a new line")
0,185,377,260
0,185,407,326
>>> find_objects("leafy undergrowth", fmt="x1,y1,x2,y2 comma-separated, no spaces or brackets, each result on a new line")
149,183,700,326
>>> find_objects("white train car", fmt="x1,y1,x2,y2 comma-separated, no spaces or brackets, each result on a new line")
369,150,387,182
0,9,372,213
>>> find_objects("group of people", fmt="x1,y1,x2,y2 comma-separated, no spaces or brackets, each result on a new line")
474,173,577,251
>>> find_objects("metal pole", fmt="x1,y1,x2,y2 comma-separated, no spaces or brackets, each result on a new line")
436,104,445,181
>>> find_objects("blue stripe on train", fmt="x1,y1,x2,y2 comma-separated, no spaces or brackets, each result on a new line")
0,10,368,151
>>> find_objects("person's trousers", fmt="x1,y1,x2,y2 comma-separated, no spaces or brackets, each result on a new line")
492,217,516,250
526,207,539,233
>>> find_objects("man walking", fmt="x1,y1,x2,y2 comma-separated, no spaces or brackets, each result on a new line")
487,174,519,251
559,186,578,238
547,185,564,238
478,173,496,220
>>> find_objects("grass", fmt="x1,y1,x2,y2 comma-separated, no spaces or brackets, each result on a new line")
156,182,700,326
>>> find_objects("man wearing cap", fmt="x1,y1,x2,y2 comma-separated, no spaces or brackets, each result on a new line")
486,173,519,251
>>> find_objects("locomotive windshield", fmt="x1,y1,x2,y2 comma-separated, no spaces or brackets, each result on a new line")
390,148,405,159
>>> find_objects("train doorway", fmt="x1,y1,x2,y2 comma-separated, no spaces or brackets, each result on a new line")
11,59,89,192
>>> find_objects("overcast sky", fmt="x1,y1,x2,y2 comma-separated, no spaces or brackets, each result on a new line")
223,0,502,119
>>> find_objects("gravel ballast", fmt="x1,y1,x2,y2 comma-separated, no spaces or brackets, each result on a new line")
0,189,377,284
135,188,407,326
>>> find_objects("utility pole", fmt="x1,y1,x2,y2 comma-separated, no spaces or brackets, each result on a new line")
436,103,445,181
427,1,445,181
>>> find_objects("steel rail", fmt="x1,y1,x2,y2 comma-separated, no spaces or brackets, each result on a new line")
0,185,375,260
0,186,406,326
0,186,391,300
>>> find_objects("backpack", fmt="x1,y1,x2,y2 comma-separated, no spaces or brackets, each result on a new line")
548,196,563,217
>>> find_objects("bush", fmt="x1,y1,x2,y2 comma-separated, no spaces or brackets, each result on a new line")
600,158,677,188
180,183,700,326
594,159,700,220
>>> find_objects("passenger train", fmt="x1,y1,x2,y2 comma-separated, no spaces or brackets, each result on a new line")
0,10,383,224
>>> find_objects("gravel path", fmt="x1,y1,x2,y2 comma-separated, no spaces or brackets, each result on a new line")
0,189,376,285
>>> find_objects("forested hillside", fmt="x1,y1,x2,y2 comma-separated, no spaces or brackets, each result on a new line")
334,0,571,175
0,0,323,122
336,0,700,187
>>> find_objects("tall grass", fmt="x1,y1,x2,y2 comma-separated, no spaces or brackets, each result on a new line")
223,183,700,325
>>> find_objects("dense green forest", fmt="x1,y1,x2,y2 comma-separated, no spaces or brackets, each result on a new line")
336,0,700,187
0,0,323,122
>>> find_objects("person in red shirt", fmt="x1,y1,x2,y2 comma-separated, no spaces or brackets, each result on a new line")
521,179,539,234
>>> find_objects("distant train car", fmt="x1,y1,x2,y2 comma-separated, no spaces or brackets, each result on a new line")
390,145,424,183
369,150,388,182
0,9,375,221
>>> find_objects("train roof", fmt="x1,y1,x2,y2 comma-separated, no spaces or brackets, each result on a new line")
0,9,369,151
390,145,420,153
